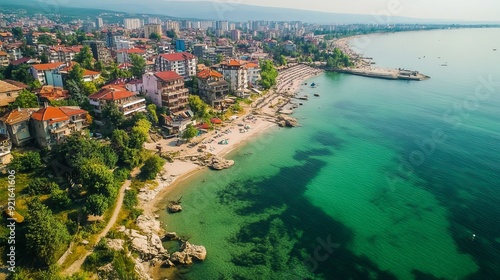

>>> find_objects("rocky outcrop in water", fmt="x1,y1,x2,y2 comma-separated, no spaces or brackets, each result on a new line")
170,242,207,265
168,203,183,213
208,156,235,170
277,115,298,127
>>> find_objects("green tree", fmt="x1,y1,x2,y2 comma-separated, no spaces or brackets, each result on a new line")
74,45,94,70
188,95,208,119
149,32,161,41
166,29,177,39
8,89,39,109
50,188,71,209
82,81,97,96
129,53,146,78
79,162,115,196
68,63,84,82
25,198,71,266
9,150,43,172
111,129,130,154
129,118,151,149
11,27,23,40
27,178,58,195
40,52,49,63
102,102,125,129
37,34,57,45
216,54,224,64
146,104,158,124
140,155,165,180
181,124,198,142
11,64,35,84
278,55,287,66
65,79,86,105
260,60,278,90
85,194,109,216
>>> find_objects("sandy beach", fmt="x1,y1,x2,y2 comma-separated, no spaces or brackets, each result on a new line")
138,63,324,215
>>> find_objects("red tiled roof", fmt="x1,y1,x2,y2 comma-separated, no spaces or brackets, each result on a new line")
10,57,32,66
31,106,87,123
32,107,69,122
0,108,37,125
59,107,88,116
88,86,135,101
32,62,65,71
117,48,146,54
154,71,183,82
159,52,195,61
196,68,223,79
83,69,100,76
0,51,7,56
245,63,259,68
60,62,100,76
38,85,70,101
118,63,133,69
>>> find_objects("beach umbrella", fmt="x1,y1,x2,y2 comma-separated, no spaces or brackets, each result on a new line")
199,123,210,129
210,118,222,124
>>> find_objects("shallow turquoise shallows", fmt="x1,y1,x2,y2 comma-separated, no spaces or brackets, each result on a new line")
159,28,500,280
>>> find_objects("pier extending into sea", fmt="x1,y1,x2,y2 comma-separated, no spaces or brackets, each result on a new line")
331,36,430,81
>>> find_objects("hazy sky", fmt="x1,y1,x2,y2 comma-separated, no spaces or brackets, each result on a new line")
166,0,500,21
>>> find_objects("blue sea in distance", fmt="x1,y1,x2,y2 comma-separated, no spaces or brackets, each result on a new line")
159,28,500,280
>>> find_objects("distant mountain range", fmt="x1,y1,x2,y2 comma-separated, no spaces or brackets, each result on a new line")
3,0,499,24
58,0,456,24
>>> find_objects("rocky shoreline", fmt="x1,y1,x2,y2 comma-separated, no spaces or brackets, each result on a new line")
103,214,208,279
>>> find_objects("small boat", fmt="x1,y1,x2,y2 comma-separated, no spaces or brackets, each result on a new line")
494,49,497,51
314,94,320,97
441,63,448,66
298,95,308,100
310,83,316,87
304,82,308,85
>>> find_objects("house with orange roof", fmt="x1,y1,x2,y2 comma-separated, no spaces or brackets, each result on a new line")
0,32,13,42
0,51,9,67
196,69,229,109
0,80,23,109
31,105,89,148
155,52,197,80
0,108,38,146
30,62,65,84
31,61,101,86
37,85,70,103
217,59,249,96
88,85,146,120
142,71,189,113
245,62,261,87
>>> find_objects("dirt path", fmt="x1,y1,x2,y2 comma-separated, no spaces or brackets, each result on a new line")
61,169,139,276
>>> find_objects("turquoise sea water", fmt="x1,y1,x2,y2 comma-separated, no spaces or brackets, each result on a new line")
159,28,500,280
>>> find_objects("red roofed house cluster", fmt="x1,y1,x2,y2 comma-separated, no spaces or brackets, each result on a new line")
0,105,89,149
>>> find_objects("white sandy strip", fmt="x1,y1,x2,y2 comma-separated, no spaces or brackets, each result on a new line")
140,117,276,214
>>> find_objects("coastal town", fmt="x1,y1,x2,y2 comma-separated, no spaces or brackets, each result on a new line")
0,3,496,279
